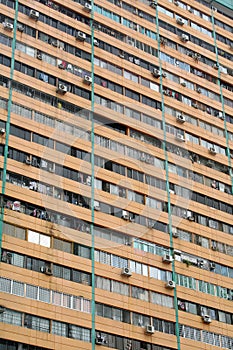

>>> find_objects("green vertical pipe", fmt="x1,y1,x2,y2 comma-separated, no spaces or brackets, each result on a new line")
211,10,233,193
90,0,96,349
0,0,18,256
155,6,181,350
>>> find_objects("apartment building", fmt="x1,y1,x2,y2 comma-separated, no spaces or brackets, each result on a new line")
0,0,233,349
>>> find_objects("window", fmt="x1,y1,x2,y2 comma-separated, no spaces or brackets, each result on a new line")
0,309,22,327
28,230,51,247
3,223,25,239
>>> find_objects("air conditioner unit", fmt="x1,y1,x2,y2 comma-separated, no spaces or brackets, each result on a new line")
213,63,219,69
192,53,201,61
57,83,68,94
83,2,92,12
217,112,224,119
175,133,185,142
37,53,42,60
176,113,185,123
40,266,53,275
76,31,86,41
145,325,155,334
94,201,100,211
127,40,134,46
209,147,217,155
150,0,157,8
83,75,92,85
180,81,186,87
211,6,217,12
187,6,193,13
202,315,212,324
184,211,194,221
178,300,186,311
121,267,132,277
94,39,99,46
48,167,55,173
198,259,205,268
207,160,214,168
58,63,66,69
51,40,58,47
45,267,53,275
147,221,154,228
162,254,173,263
0,128,5,135
172,227,178,238
229,43,233,51
29,9,40,20
160,37,167,45
25,157,31,165
122,210,129,220
196,88,202,93
176,17,185,25
138,11,144,17
166,280,176,289
163,89,170,96
180,34,189,42
0,306,5,314
152,69,161,78
209,262,216,270
95,336,105,345
174,0,179,5
3,22,13,31
17,24,24,32
211,241,217,251
192,102,198,108
162,72,167,78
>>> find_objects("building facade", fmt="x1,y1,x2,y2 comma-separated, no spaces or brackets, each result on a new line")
0,0,233,349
